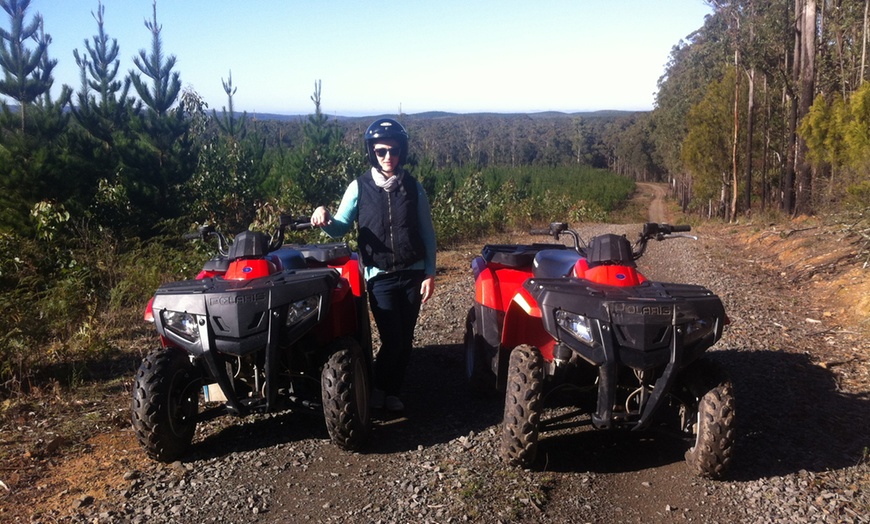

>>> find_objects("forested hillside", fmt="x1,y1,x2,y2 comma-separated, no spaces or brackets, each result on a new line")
611,0,870,221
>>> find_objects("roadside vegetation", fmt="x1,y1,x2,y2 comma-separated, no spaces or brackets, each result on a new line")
0,1,638,398
2,0,868,401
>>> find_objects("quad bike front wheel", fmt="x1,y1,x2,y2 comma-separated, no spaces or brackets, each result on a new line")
131,347,201,462
500,344,544,468
682,359,736,479
464,307,497,395
321,337,371,451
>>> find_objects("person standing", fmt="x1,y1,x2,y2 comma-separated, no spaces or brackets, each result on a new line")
311,118,436,412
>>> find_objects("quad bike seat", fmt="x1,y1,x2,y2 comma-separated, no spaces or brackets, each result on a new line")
482,243,567,268
270,247,308,270
287,243,352,264
533,249,582,278
202,256,230,272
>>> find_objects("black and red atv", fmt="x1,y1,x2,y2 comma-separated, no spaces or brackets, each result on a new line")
132,215,372,461
465,222,735,478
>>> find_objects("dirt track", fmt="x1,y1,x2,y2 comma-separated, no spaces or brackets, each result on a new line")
2,184,869,523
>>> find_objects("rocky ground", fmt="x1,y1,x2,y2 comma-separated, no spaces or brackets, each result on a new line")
2,186,869,523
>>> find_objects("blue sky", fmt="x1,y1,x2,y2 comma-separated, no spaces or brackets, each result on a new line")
15,0,712,116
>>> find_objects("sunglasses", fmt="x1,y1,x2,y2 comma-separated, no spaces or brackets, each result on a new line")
373,147,399,158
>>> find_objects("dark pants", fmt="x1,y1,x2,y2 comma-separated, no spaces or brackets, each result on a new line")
368,269,425,396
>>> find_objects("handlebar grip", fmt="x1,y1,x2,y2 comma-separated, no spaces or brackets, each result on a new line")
291,221,314,231
670,224,692,233
529,229,551,236
182,232,201,240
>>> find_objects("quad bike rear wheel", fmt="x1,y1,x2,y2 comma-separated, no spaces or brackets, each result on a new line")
321,337,371,451
500,344,544,467
464,308,497,395
131,347,201,462
682,359,736,479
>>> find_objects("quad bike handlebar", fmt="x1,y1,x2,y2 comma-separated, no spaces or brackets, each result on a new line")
182,215,315,257
531,222,695,261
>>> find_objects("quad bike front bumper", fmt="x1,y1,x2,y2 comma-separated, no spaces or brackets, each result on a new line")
526,277,726,430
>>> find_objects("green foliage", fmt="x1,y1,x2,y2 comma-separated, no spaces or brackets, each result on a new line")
429,164,630,245
681,67,735,204
265,81,366,213
120,1,194,234
187,78,267,232
799,83,870,207
0,0,50,128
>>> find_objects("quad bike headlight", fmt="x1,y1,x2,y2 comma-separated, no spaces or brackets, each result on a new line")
683,318,714,343
286,295,320,327
162,310,200,343
556,309,596,346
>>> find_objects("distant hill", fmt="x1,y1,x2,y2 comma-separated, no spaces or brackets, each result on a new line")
246,109,643,122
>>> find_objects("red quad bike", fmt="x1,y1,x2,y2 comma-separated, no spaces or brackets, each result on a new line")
132,215,372,462
465,222,736,479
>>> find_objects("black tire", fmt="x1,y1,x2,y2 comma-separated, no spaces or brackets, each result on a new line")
464,307,497,395
321,337,371,451
131,348,200,462
682,360,736,479
500,344,544,467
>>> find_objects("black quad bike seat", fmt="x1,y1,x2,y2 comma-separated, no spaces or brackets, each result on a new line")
286,242,352,264
533,249,582,279
482,243,568,268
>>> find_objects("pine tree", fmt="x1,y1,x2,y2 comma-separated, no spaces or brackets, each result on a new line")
68,1,136,230
0,0,72,234
0,0,47,130
122,0,194,233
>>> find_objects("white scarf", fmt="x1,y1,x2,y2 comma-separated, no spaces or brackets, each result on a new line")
372,167,402,192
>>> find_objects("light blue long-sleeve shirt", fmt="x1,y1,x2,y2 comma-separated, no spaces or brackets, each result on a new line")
321,172,437,282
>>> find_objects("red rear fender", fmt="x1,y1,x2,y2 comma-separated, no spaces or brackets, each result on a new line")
475,266,533,313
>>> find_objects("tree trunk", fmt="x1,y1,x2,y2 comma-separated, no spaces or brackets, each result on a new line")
744,67,756,214
783,0,802,215
862,0,869,83
794,0,816,216
731,57,740,222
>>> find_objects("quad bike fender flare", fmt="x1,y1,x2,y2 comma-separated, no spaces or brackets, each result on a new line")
334,254,365,298
501,289,556,362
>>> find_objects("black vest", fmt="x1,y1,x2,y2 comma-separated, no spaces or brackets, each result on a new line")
357,171,425,272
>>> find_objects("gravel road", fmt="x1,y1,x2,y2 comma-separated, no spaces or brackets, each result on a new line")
15,217,870,523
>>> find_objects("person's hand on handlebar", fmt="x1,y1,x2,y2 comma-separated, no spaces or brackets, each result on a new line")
310,206,332,227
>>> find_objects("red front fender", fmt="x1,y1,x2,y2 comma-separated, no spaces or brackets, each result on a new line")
501,288,556,362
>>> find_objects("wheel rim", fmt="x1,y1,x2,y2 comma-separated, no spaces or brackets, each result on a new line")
168,369,198,438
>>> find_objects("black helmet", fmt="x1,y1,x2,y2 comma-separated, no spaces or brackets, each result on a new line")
365,118,409,167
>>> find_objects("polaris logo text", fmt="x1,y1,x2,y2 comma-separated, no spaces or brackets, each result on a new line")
209,292,266,305
612,303,672,316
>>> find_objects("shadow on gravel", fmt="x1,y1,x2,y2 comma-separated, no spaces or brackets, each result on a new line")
521,349,870,479
716,348,870,481
176,345,869,483
186,411,332,462
366,343,505,455
178,342,503,462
